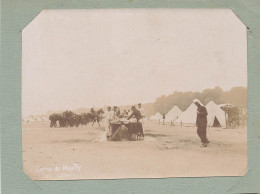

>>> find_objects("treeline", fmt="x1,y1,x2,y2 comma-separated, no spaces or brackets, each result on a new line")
149,86,247,116
45,86,247,119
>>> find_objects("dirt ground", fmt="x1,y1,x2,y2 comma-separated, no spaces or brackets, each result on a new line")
22,120,247,180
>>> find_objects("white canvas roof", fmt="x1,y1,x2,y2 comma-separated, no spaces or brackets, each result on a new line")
36,116,42,121
174,99,203,126
42,116,49,121
152,112,163,120
218,103,232,108
23,116,34,122
165,105,182,122
206,101,226,128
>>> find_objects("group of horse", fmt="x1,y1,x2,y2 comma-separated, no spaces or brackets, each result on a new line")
49,109,104,128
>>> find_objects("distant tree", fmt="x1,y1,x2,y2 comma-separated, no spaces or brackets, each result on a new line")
201,86,225,105
152,86,247,115
223,87,247,107
46,87,247,119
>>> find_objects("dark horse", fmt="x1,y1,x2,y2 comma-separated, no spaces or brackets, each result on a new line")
89,108,104,127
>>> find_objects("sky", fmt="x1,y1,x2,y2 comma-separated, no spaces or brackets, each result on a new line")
22,9,247,115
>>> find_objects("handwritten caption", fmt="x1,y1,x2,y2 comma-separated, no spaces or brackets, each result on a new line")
36,163,81,178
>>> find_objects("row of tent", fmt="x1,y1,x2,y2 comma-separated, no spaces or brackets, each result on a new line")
22,115,49,123
149,100,227,128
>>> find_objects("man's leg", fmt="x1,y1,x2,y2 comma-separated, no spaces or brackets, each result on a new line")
108,123,111,137
200,126,209,146
197,127,203,143
105,122,109,137
139,122,144,137
203,126,209,144
200,127,207,144
140,118,145,134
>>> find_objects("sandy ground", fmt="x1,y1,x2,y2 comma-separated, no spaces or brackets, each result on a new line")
22,120,247,180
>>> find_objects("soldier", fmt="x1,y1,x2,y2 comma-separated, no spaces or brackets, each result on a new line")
123,109,128,118
90,107,96,115
193,99,210,147
128,106,142,122
112,106,118,119
162,113,165,125
104,106,113,139
137,103,146,130
90,107,100,127
127,106,144,137
137,103,145,119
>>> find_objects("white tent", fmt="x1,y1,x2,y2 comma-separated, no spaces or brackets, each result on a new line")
152,112,163,120
218,103,232,108
174,99,203,126
22,115,34,123
36,116,42,122
165,105,182,122
206,101,226,128
42,116,49,121
37,116,46,122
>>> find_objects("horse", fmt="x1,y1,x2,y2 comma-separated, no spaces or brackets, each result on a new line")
89,108,104,127
62,110,75,127
49,109,105,128
49,113,59,127
49,111,80,128
78,113,90,126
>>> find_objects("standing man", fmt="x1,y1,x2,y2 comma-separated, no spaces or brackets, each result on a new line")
162,113,165,125
116,107,121,117
104,106,113,139
193,99,210,147
112,106,119,119
137,103,145,119
138,103,145,131
123,110,128,118
128,106,142,122
127,106,144,137
90,107,98,127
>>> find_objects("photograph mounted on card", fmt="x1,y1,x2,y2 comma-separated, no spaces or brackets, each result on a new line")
22,9,247,180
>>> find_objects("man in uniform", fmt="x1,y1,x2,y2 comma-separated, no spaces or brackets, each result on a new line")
137,103,145,119
162,113,166,125
193,99,210,147
90,107,95,115
128,106,142,122
127,106,144,137
104,106,113,139
137,103,146,130
112,106,119,119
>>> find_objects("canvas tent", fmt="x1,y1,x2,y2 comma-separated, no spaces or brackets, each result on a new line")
174,99,203,126
218,103,232,108
165,105,182,122
152,112,163,120
206,101,227,128
36,116,42,122
42,116,49,121
22,115,35,123
37,115,49,122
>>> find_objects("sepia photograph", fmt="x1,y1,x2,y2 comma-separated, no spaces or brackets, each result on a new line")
22,9,247,180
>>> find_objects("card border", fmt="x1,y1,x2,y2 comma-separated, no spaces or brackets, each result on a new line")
1,0,260,193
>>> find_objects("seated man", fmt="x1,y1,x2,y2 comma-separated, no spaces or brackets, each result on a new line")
127,106,144,137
